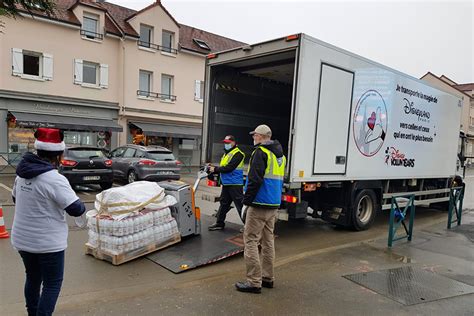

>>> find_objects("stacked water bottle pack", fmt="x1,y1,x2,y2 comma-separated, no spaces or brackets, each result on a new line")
87,207,179,255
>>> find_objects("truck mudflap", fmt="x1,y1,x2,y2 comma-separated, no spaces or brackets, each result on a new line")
146,215,243,273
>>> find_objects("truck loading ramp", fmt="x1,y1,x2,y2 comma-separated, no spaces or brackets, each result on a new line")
146,215,244,273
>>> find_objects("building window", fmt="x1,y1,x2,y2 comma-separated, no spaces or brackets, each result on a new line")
139,24,153,48
193,39,211,50
139,70,153,97
179,138,196,150
470,117,474,126
74,59,108,88
63,131,111,150
195,80,204,102
161,74,175,101
162,30,174,53
12,48,53,80
23,52,41,76
81,14,103,40
83,61,98,85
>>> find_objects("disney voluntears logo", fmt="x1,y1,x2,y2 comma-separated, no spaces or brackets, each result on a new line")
384,147,415,168
353,90,388,157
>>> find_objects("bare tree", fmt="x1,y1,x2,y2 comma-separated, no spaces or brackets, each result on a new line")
1,0,55,17
1,0,56,33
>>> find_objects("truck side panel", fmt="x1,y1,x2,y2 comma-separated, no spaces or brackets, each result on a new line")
291,35,462,183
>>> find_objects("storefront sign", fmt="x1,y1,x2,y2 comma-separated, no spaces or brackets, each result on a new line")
34,103,91,115
17,121,57,128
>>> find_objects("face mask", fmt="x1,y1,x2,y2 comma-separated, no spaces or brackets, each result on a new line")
224,143,232,150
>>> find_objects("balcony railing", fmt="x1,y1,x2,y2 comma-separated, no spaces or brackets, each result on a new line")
81,29,104,40
159,93,177,102
137,41,178,54
137,90,177,101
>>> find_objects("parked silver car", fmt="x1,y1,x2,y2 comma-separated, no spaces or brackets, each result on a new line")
109,144,181,183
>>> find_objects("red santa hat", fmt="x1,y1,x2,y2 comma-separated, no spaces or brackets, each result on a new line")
34,128,65,152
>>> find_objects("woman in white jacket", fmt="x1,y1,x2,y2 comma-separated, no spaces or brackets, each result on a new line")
11,128,85,316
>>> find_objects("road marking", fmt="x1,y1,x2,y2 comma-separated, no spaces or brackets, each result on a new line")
113,183,120,187
82,191,91,196
0,183,13,193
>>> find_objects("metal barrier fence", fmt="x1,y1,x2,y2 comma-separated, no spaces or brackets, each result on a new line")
447,186,464,229
388,194,415,248
0,153,22,175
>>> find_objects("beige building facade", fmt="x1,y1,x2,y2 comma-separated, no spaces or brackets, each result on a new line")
0,0,244,166
421,72,474,159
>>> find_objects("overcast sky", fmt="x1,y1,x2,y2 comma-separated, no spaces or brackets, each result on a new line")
110,0,473,83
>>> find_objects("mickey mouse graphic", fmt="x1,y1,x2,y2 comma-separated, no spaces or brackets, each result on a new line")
353,89,388,157
364,107,386,144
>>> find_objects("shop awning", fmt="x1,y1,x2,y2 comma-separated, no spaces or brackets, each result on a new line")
10,112,123,132
131,122,201,138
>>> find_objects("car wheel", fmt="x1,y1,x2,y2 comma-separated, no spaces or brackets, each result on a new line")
351,189,378,231
127,170,137,184
100,182,113,190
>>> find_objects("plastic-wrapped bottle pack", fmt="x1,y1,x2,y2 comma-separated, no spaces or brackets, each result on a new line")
86,207,179,255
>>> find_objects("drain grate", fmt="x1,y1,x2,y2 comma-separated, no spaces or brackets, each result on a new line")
344,266,474,305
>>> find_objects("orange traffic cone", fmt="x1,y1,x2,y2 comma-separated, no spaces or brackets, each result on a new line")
0,205,9,239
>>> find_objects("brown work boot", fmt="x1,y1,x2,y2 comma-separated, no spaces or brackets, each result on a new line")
262,279,274,288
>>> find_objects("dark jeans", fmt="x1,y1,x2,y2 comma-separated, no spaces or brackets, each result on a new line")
19,250,65,316
216,185,244,226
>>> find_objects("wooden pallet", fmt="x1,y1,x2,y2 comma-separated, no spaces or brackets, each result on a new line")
85,234,181,265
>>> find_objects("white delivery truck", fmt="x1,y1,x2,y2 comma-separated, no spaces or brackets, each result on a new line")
202,33,464,230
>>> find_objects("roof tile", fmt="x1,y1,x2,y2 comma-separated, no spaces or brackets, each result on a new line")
16,0,244,51
179,24,246,54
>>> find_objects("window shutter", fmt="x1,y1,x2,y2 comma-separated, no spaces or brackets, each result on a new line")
12,48,23,76
195,80,201,100
74,59,83,84
200,81,204,101
43,54,53,80
100,64,109,88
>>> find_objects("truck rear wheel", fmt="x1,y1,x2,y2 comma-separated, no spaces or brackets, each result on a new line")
351,189,377,231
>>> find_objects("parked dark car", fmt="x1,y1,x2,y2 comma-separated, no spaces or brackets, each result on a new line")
109,144,181,183
58,146,114,190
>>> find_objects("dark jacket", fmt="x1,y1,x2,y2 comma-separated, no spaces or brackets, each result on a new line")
243,140,284,208
14,152,86,217
16,152,54,179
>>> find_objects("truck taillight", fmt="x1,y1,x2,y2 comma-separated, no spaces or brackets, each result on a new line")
60,159,78,167
138,159,157,166
282,194,298,203
104,159,113,167
286,34,299,41
207,180,218,187
207,53,217,59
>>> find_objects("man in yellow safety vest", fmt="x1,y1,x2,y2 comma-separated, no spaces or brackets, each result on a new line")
235,124,286,294
208,135,245,230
